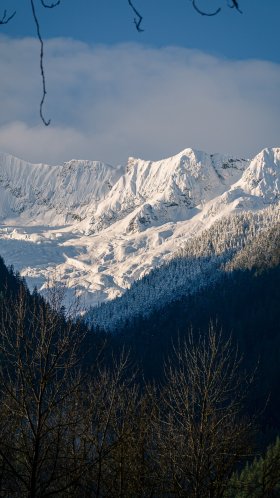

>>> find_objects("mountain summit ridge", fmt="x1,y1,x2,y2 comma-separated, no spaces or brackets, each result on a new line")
82,148,249,235
0,151,123,225
0,146,279,309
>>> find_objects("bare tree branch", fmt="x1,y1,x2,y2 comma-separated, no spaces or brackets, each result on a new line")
128,0,144,32
156,326,254,497
30,0,240,129
1,1,245,128
0,9,16,25
29,0,60,126
30,0,51,126
40,0,60,8
192,0,222,17
229,0,242,14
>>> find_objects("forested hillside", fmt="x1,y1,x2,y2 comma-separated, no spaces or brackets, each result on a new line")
0,249,280,496
88,203,280,331
107,224,280,432
227,437,280,497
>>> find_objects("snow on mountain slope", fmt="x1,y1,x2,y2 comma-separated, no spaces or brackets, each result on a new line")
87,203,280,331
0,147,279,311
236,147,280,201
203,147,280,220
82,149,248,234
0,152,123,225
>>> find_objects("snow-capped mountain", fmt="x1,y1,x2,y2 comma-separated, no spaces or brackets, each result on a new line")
87,202,280,331
82,149,248,235
0,151,123,225
235,147,280,201
0,147,279,312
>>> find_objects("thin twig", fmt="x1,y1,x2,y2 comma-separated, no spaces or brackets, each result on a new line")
30,0,60,125
229,0,242,14
30,0,51,126
128,0,144,32
0,9,16,25
40,0,60,8
192,0,221,16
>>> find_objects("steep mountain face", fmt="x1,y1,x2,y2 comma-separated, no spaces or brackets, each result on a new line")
0,147,279,312
237,147,280,201
83,149,248,234
205,148,280,218
0,152,123,225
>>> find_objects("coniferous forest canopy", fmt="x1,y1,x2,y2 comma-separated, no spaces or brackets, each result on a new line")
0,218,280,496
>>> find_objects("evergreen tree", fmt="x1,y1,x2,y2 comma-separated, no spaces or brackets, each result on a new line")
227,437,280,498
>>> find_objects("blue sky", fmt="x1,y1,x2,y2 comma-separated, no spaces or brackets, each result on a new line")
3,0,280,62
0,1,279,164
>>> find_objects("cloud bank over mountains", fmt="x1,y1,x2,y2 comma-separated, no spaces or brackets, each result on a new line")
0,35,279,165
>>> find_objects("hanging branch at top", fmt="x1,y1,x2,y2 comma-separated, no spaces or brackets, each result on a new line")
192,0,242,16
128,0,144,32
229,0,242,14
127,0,243,33
0,9,16,25
40,0,60,8
30,0,50,126
0,2,59,125
30,0,60,126
192,0,221,17
1,0,243,127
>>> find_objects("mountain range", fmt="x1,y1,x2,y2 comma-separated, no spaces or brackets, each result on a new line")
0,146,279,321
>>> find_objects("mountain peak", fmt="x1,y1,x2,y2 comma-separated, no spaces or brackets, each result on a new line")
0,152,122,225
235,147,280,202
85,147,249,234
0,146,279,310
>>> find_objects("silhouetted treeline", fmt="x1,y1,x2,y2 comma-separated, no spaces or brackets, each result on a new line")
0,257,255,497
115,266,280,431
0,250,280,496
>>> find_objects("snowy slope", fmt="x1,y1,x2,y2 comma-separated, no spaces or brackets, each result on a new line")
0,152,123,225
82,149,247,234
202,147,280,220
0,147,279,311
235,147,280,201
87,203,280,331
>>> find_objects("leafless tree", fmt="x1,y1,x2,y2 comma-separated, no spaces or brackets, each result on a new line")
0,271,255,497
79,353,157,497
154,325,254,498
0,283,88,497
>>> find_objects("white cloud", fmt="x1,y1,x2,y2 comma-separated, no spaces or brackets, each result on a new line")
0,35,279,165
